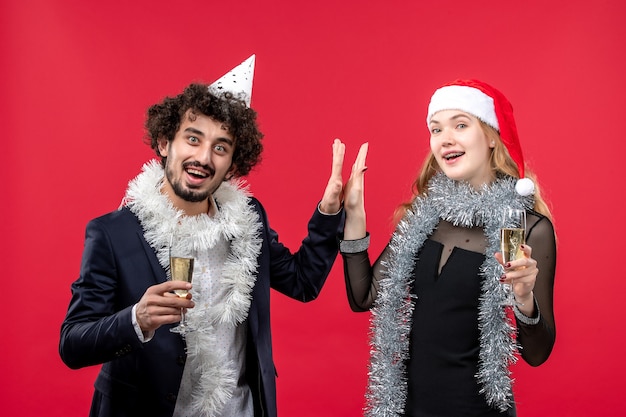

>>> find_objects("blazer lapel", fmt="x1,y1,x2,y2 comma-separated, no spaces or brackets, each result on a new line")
136,228,168,284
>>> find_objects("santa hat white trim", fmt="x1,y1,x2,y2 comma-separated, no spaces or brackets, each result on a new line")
427,85,499,130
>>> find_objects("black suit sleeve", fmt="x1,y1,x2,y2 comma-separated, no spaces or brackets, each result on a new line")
254,199,344,302
59,214,148,369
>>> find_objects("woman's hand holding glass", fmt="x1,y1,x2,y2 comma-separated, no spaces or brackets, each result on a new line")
496,209,538,312
497,243,538,315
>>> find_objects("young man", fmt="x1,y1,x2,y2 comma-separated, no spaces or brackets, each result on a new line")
60,55,347,417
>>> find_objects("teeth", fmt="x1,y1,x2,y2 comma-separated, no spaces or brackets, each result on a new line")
444,152,463,160
187,168,207,178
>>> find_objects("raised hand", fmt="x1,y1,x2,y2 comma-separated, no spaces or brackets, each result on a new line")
319,139,347,214
343,142,368,240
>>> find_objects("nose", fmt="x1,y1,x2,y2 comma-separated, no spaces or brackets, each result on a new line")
435,128,455,147
195,143,215,168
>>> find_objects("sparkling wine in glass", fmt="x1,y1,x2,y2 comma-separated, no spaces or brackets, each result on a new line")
500,208,526,306
169,251,195,335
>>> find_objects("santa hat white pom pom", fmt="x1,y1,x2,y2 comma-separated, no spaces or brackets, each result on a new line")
515,178,535,196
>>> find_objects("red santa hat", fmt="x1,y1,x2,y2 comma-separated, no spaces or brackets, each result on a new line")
426,79,535,196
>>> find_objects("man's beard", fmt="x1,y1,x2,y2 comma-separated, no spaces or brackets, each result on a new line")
164,162,215,203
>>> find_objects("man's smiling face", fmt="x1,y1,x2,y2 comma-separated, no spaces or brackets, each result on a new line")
158,110,235,214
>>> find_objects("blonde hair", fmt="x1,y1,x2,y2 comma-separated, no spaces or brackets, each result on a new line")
394,122,553,223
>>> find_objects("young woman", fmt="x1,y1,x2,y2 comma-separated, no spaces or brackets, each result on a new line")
340,80,556,416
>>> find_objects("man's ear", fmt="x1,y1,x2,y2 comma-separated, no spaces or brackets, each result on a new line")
157,138,169,157
225,164,237,181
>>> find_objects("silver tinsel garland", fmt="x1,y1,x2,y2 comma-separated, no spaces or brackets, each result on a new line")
123,161,263,417
365,172,533,416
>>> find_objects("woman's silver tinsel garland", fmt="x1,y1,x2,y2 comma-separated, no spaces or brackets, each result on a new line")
365,172,533,415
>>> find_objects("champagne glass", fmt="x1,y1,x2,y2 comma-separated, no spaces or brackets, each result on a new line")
169,244,195,335
500,208,526,306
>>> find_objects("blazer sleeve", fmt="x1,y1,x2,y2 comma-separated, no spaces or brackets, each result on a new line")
59,212,152,369
254,199,344,302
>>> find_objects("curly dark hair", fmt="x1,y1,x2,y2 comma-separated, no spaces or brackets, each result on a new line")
144,83,263,177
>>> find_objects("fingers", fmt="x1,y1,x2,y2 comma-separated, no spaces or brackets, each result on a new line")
496,245,537,283
142,286,194,310
521,243,533,258
494,251,504,265
347,142,368,191
330,138,346,179
146,280,192,295
505,244,536,272
348,142,369,196
163,291,193,300
495,244,538,306
343,142,368,211
329,138,368,179
136,305,184,332
498,244,538,298
136,282,195,332
495,243,534,270
319,139,346,214
351,142,369,176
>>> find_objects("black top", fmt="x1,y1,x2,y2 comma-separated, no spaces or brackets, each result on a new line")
342,212,556,417
405,239,506,416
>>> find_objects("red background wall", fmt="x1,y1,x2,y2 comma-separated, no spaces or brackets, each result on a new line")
2,1,625,416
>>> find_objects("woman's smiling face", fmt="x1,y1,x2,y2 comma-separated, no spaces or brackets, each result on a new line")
428,110,495,188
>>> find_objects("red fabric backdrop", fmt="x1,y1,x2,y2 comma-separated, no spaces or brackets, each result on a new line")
2,0,625,415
